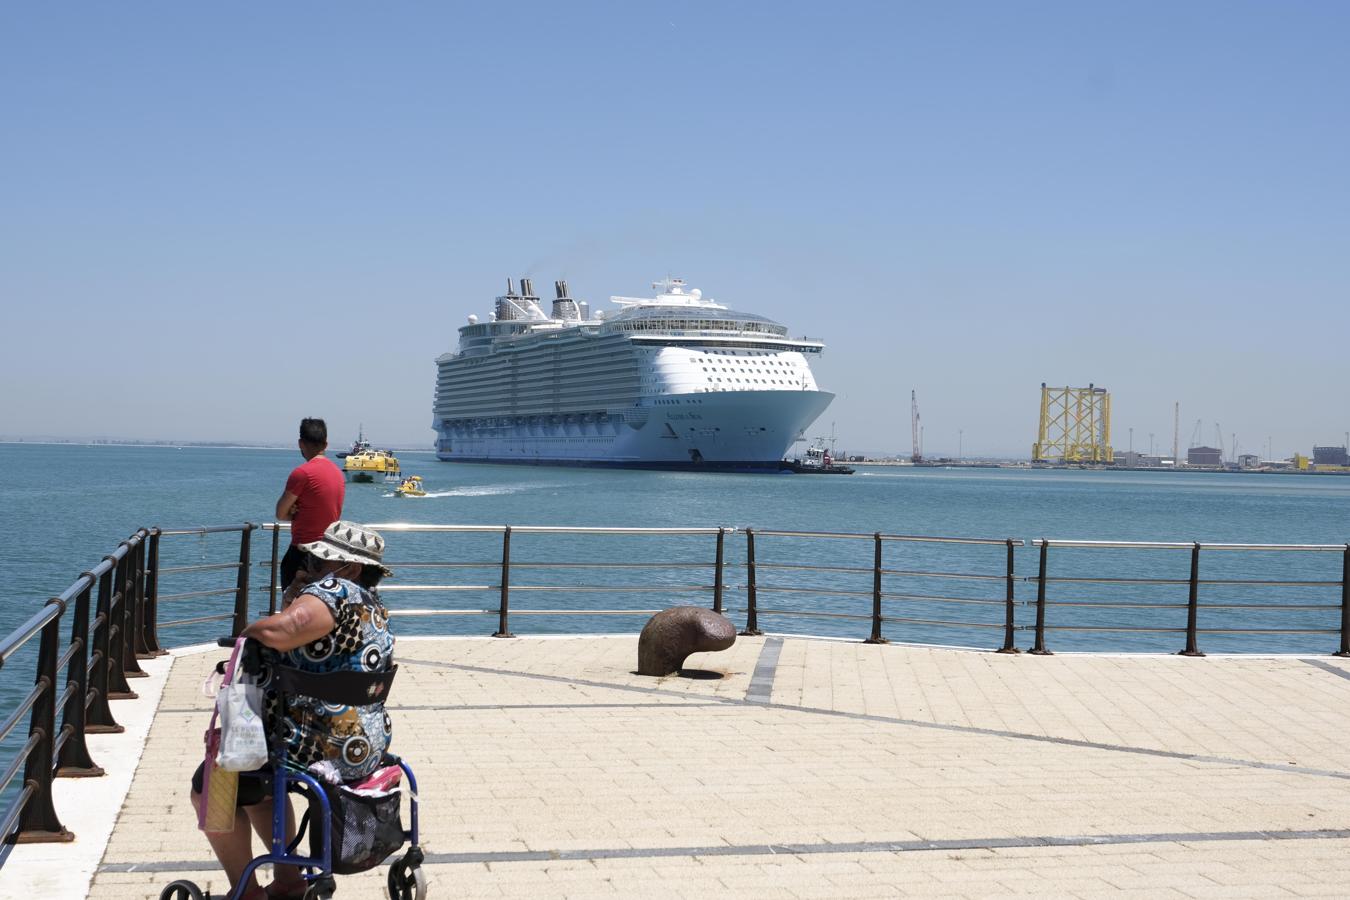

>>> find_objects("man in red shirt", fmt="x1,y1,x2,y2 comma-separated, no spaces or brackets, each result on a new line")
275,417,346,595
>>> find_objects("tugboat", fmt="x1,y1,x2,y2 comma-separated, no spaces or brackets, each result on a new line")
335,426,372,460
343,443,401,483
780,441,855,475
395,475,427,497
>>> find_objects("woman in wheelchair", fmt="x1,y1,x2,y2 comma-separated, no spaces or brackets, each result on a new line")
189,521,395,900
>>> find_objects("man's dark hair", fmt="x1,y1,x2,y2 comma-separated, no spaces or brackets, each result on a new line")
299,418,328,446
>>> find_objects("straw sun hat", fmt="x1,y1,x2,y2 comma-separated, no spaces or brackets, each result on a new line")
297,520,393,577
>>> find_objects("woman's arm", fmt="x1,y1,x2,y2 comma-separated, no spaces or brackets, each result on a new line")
239,594,336,652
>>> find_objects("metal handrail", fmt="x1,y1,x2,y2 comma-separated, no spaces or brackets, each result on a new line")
752,528,1020,546
1029,538,1346,552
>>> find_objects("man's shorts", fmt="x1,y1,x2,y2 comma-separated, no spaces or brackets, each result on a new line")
279,545,312,591
191,761,270,807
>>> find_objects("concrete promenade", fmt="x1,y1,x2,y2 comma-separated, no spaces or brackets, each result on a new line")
8,634,1350,898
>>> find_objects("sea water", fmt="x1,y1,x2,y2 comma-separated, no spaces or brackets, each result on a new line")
4,442,1349,631
2,442,1349,793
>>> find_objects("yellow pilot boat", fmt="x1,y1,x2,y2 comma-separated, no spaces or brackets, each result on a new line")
395,476,426,497
343,446,401,483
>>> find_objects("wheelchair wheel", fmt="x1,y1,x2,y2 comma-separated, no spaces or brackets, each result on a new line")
303,874,337,900
158,881,206,900
387,856,428,900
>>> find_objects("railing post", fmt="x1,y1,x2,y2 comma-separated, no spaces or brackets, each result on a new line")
15,600,75,843
232,524,255,637
141,528,165,655
119,539,147,679
493,526,514,638
56,579,103,777
740,528,761,636
86,565,123,732
865,532,887,644
1336,545,1350,658
106,553,138,700
998,539,1019,653
268,526,282,615
1179,542,1205,657
130,531,154,660
1030,541,1052,655
712,528,725,614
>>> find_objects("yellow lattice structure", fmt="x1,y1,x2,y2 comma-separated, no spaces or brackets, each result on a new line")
1032,384,1113,463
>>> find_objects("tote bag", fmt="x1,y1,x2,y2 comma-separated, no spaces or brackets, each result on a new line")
215,637,268,772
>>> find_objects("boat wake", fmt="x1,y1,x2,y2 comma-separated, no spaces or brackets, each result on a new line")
383,484,557,499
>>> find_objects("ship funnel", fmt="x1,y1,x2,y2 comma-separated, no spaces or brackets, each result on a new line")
521,277,535,298
551,278,580,321
506,277,516,296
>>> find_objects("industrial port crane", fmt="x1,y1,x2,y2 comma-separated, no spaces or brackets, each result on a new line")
911,390,923,463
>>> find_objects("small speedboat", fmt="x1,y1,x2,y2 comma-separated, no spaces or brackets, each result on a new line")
395,476,426,497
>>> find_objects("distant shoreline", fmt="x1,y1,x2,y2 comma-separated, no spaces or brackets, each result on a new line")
5,442,1342,475
0,439,437,452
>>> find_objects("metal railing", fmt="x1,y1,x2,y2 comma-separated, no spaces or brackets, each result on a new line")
2,521,1347,855
738,529,1022,649
0,528,159,854
1024,539,1350,656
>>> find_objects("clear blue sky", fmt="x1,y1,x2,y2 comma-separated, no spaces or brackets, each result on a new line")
2,2,1347,458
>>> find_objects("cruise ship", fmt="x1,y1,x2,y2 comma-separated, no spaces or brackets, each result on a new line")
431,277,835,471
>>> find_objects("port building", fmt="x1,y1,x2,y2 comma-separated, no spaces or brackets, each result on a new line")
1313,446,1350,466
1186,446,1223,467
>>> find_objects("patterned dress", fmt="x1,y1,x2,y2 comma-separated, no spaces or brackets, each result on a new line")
260,576,395,782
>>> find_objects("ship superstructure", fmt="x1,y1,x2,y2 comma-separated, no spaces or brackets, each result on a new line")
432,277,834,470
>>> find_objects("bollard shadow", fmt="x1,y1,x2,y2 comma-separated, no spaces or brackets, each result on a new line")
629,669,726,680
676,669,725,680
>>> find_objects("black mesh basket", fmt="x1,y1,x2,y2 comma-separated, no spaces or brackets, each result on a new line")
308,782,406,875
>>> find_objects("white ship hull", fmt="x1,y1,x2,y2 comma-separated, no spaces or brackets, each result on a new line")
435,389,834,471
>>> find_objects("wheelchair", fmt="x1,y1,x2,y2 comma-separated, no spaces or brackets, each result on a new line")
160,640,426,900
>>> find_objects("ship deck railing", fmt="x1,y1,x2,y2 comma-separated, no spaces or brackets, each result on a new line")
1,521,1348,852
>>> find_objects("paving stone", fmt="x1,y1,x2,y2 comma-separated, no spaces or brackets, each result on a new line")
7,636,1350,899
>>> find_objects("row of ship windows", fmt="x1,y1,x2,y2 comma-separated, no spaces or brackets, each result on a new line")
610,319,787,335
709,377,797,385
701,365,795,374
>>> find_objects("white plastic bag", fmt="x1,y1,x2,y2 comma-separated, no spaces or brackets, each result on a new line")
215,638,268,772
